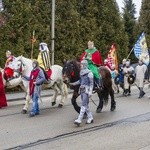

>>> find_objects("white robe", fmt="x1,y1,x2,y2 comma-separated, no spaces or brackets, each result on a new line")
135,64,147,87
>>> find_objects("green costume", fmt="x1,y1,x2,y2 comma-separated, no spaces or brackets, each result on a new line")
85,48,100,79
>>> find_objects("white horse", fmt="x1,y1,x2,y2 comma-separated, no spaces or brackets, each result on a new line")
11,55,68,113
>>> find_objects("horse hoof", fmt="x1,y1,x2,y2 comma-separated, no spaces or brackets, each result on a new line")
52,102,56,106
21,109,27,114
96,108,102,113
58,104,63,108
74,122,80,127
110,106,116,111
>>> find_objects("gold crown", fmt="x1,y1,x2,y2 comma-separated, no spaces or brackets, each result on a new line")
88,40,94,45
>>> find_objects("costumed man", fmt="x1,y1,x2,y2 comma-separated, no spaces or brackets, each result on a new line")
37,43,51,71
70,60,94,126
80,41,103,89
123,60,134,96
22,60,46,117
111,64,119,93
37,42,51,80
0,69,7,108
4,50,15,80
118,59,126,95
135,59,147,98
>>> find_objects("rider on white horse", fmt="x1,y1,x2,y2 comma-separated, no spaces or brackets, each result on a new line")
37,42,51,71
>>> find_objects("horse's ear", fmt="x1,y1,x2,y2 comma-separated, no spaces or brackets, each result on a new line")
62,59,67,65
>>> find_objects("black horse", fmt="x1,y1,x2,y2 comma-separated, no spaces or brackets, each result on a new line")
62,60,116,113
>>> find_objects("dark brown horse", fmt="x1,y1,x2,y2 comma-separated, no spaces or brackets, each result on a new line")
62,60,116,114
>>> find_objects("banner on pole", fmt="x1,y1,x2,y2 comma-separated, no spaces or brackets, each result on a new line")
133,32,149,66
107,43,118,70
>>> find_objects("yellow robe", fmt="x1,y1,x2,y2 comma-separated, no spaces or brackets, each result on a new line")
37,52,45,69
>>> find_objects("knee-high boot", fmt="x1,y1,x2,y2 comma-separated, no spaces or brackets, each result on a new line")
74,106,86,124
86,107,93,124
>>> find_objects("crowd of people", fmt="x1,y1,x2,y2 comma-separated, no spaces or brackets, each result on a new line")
0,41,149,127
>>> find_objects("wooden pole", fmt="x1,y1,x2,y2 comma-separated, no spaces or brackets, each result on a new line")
31,30,35,59
126,47,134,60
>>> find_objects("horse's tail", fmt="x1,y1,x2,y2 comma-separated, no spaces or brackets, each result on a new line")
63,82,68,99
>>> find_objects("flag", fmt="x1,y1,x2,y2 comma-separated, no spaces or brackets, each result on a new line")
107,43,118,70
133,32,149,66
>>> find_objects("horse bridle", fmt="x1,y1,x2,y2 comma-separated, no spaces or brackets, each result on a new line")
14,60,24,76
63,62,75,84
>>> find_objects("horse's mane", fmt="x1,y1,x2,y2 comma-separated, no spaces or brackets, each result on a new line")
70,60,80,79
17,56,33,67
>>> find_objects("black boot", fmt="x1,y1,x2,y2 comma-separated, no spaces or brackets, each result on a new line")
138,88,145,98
94,78,103,90
124,89,128,96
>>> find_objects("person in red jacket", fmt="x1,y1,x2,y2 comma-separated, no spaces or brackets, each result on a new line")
80,41,103,88
0,71,7,108
4,50,15,80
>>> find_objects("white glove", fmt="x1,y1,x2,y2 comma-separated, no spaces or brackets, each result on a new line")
69,83,75,86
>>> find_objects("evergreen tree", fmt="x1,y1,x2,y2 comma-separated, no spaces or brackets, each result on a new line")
138,0,150,48
122,0,136,51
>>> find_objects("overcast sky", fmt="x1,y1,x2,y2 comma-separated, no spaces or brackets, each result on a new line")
116,0,142,18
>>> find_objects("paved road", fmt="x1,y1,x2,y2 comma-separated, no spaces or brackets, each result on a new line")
1,85,150,150
6,89,73,101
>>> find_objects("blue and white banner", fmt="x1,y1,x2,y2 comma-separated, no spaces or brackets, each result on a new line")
134,32,149,66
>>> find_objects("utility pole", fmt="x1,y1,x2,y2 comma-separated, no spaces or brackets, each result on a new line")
0,0,4,12
51,0,55,65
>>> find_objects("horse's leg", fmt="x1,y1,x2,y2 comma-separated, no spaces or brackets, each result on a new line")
96,90,104,113
71,91,80,113
71,86,80,113
22,91,31,114
109,87,116,111
51,83,59,106
56,82,68,108
103,89,109,105
20,82,30,114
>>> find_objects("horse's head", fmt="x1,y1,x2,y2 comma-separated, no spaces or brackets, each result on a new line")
39,42,49,52
11,56,25,76
62,60,80,85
